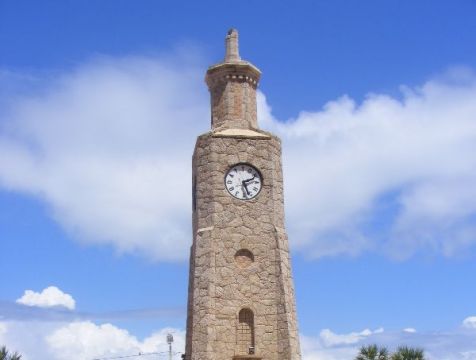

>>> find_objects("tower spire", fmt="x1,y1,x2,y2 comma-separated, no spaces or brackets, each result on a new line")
225,28,240,62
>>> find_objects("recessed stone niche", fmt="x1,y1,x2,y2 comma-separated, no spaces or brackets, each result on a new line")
234,249,254,268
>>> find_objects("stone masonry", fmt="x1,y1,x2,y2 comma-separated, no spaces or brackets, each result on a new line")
185,29,301,360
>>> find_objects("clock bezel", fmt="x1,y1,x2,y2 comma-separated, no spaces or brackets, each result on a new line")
224,162,263,201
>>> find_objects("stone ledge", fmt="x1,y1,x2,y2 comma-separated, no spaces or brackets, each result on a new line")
212,128,271,139
207,61,261,78
196,226,214,235
232,356,262,360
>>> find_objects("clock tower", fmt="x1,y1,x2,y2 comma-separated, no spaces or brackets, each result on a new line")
185,29,301,360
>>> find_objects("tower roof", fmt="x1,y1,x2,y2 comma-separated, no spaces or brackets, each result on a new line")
206,29,261,80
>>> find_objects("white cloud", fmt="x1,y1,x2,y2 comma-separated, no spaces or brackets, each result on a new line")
1,54,476,261
403,328,417,333
0,321,60,360
319,327,383,346
46,322,185,360
0,322,7,340
16,286,75,310
301,334,357,360
0,320,184,360
1,318,476,360
301,321,476,360
259,68,476,259
463,316,476,329
300,327,385,360
0,54,208,261
2,287,184,360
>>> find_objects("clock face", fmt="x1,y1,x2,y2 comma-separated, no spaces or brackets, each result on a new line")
225,164,262,200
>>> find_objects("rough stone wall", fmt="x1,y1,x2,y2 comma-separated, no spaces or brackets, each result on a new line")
185,132,301,360
206,64,260,131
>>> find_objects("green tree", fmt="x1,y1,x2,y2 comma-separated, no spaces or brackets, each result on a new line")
391,346,425,360
356,344,389,360
0,346,22,360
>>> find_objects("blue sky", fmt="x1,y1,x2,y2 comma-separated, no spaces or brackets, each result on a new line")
1,1,476,359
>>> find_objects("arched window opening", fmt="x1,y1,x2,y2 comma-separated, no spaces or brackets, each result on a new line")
237,308,255,355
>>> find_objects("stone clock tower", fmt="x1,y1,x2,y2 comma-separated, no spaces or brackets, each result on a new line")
185,29,301,360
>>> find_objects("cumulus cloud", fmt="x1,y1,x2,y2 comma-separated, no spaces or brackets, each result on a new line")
46,322,185,360
0,320,184,360
16,286,75,310
2,287,184,360
260,67,476,259
301,322,476,360
1,317,476,360
319,327,384,347
1,53,476,261
0,54,208,261
463,316,476,329
300,327,383,360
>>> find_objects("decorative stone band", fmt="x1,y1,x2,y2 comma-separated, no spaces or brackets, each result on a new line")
205,62,261,89
212,128,271,139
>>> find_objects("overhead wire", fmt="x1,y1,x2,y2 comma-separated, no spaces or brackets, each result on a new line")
92,351,182,360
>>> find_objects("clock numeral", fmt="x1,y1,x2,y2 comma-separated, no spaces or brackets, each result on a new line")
247,169,252,173
235,191,239,196
229,186,234,191
226,180,232,184
253,187,258,191
229,174,234,178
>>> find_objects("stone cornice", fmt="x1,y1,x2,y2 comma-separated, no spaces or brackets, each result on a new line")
205,61,261,89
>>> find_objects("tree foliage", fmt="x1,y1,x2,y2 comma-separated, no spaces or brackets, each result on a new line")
0,346,22,360
391,346,425,360
356,344,389,360
355,344,425,360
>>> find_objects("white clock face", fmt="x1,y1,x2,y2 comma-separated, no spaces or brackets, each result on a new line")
225,164,262,200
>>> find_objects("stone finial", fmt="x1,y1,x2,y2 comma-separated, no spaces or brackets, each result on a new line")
225,28,240,62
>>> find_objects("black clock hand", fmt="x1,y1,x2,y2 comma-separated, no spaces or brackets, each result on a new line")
243,175,257,196
243,175,255,183
242,180,251,196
